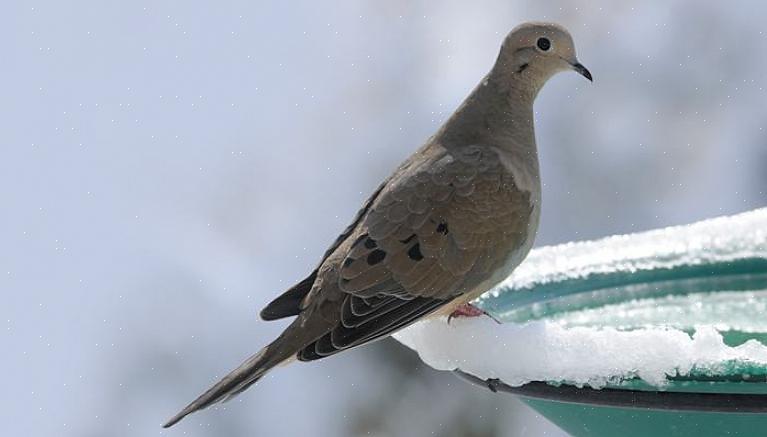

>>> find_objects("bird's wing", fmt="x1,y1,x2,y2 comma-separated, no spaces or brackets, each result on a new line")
298,144,534,360
260,179,390,320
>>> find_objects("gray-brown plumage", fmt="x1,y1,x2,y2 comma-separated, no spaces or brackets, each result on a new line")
164,21,591,428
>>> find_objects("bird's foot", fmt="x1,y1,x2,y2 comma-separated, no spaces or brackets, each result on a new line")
447,303,500,324
486,378,502,393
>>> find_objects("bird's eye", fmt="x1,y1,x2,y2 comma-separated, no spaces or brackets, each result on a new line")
536,37,551,51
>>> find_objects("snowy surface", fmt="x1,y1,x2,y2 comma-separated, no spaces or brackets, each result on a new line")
488,208,767,295
394,209,767,388
395,319,767,388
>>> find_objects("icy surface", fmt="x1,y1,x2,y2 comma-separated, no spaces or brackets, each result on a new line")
487,208,767,295
550,290,767,333
393,209,767,388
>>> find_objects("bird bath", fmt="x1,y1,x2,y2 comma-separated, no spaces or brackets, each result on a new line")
394,209,767,437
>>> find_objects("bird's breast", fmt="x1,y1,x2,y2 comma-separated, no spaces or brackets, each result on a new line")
490,199,539,288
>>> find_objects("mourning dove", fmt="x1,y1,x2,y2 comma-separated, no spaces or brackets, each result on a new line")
164,21,591,428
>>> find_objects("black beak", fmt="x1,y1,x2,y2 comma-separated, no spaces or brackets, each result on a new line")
571,62,593,82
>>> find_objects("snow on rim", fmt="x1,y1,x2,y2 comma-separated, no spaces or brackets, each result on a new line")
489,208,767,294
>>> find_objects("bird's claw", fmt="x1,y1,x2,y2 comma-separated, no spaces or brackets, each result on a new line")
447,303,502,324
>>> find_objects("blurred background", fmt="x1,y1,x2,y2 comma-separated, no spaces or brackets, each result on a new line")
2,1,766,436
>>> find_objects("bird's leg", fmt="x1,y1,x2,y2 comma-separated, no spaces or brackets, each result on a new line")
450,302,485,318
447,303,500,324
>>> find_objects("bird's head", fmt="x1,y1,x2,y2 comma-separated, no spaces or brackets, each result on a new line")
496,22,592,91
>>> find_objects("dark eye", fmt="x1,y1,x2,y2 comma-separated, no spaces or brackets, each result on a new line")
536,37,551,51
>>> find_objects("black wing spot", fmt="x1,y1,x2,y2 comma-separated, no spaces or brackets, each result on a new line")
363,238,377,249
407,244,424,261
343,258,354,267
436,222,449,235
399,234,417,244
366,249,386,265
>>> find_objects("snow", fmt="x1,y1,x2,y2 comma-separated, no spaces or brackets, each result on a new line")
393,208,767,388
489,208,767,295
395,319,767,388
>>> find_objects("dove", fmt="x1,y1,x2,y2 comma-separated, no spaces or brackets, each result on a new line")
164,21,591,428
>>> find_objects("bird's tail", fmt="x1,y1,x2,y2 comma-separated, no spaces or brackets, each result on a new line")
163,333,295,428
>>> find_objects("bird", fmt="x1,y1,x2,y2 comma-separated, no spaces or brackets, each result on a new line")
164,21,591,428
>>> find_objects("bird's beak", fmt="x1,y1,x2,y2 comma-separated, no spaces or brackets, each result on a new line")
570,61,593,82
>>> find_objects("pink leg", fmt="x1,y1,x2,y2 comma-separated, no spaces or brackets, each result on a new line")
450,302,486,318
448,302,500,324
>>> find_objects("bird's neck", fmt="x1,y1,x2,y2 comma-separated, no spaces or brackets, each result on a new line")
434,67,538,153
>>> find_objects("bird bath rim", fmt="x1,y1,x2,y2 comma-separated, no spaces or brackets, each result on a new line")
454,370,767,413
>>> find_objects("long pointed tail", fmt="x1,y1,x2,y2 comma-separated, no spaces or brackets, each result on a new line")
163,340,289,428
